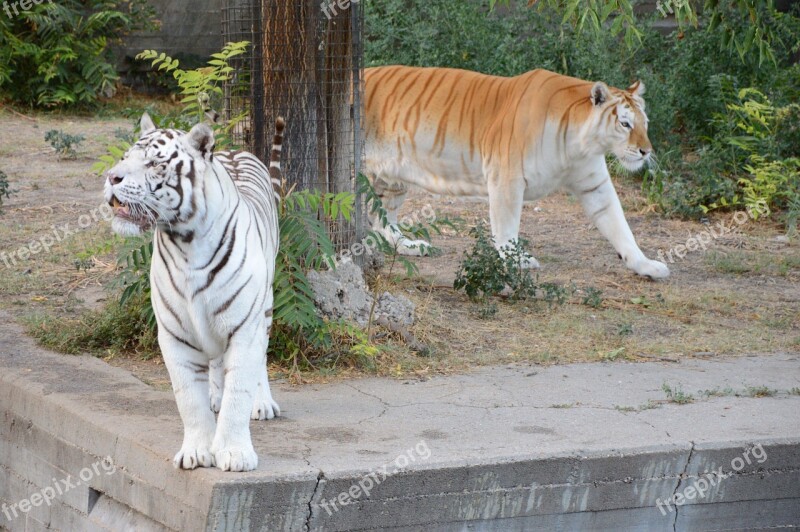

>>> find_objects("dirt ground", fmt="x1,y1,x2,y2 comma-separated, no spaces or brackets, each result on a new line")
0,108,798,388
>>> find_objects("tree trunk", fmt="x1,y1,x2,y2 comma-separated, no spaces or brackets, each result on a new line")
258,0,362,249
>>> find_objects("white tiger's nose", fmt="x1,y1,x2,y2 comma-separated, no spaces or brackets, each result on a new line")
107,173,124,185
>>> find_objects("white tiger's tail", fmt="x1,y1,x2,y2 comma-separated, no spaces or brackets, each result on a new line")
269,117,285,193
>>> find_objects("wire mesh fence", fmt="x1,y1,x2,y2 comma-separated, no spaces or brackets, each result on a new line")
222,0,365,255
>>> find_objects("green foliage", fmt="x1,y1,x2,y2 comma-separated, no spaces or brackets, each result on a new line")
490,0,789,65
662,382,695,404
271,188,358,366
0,170,13,214
691,87,800,226
93,42,251,176
582,286,604,309
114,236,155,330
25,291,158,357
0,0,156,107
455,222,529,300
44,129,85,159
135,41,249,134
357,173,454,277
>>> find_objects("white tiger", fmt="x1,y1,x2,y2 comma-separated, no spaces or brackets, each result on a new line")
364,66,670,279
104,113,285,472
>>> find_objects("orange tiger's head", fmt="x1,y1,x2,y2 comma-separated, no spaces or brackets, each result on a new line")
588,80,652,171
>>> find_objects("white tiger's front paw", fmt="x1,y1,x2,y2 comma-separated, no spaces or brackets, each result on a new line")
631,258,670,280
213,444,258,472
251,394,280,420
173,442,215,470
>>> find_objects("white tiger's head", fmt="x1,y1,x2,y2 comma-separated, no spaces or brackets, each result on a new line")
104,113,215,237
589,80,652,171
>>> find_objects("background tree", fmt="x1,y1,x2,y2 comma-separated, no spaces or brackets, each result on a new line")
491,0,794,64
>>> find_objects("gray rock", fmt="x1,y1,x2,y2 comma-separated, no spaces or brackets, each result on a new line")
307,259,415,327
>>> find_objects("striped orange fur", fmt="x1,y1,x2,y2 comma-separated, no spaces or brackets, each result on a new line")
364,65,669,279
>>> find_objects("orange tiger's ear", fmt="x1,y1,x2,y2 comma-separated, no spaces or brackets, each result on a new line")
590,82,610,106
628,80,645,96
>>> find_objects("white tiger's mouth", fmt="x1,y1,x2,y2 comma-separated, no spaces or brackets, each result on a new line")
109,195,153,231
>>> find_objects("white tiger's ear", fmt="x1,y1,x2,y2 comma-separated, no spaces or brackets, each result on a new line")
186,122,215,156
628,80,645,96
590,82,610,106
140,112,156,135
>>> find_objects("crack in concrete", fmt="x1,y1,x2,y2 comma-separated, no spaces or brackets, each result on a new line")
304,470,325,532
672,441,695,532
344,383,390,425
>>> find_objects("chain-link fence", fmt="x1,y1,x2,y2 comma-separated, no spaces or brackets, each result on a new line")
222,0,365,253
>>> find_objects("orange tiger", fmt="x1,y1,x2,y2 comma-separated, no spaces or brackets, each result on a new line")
364,66,669,279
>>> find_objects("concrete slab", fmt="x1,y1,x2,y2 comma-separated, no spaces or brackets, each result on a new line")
0,312,798,531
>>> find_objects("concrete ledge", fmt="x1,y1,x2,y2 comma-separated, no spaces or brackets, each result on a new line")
1,313,798,531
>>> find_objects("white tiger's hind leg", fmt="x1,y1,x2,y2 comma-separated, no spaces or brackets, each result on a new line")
488,174,540,269
160,335,216,470
573,174,669,279
371,177,431,256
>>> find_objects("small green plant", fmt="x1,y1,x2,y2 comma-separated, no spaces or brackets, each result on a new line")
600,347,626,361
790,387,800,396
662,382,695,404
630,294,664,308
582,286,604,309
475,302,498,319
617,323,633,336
701,387,736,398
0,170,14,214
638,399,661,411
44,130,85,159
454,222,537,301
744,385,777,398
614,405,636,412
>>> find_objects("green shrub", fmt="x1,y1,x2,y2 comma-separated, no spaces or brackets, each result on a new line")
454,221,537,301
0,170,13,213
44,129,85,159
25,291,158,357
0,0,156,108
